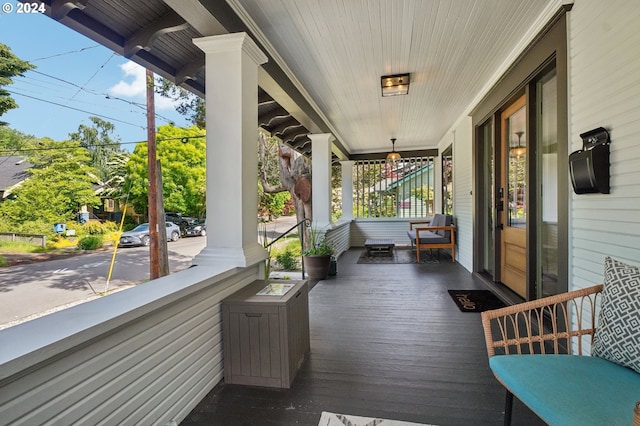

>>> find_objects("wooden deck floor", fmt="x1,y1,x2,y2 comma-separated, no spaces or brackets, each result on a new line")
182,248,544,426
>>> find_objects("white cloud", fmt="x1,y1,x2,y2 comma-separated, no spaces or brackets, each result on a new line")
108,61,178,111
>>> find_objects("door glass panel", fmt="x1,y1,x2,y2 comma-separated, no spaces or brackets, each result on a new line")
442,145,453,215
500,95,527,298
537,69,558,297
506,107,526,229
481,120,495,276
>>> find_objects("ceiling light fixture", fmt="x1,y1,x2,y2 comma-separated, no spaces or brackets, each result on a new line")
510,131,526,157
386,138,401,164
381,73,410,97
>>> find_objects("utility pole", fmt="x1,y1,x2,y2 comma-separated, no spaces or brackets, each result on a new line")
146,69,169,279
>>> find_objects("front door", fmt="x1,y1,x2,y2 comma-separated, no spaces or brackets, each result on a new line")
499,95,527,297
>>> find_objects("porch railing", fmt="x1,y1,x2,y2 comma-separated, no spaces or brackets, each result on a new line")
265,218,311,278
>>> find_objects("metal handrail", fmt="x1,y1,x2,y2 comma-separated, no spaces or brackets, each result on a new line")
265,218,311,279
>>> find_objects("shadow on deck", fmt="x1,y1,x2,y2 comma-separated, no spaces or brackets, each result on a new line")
182,248,544,426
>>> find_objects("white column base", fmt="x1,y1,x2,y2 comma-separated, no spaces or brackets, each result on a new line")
192,243,267,268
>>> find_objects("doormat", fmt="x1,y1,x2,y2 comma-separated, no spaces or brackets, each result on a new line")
357,248,442,264
447,290,506,312
319,411,435,426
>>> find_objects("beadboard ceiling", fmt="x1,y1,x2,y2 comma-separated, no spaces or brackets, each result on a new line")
228,0,560,155
33,0,562,157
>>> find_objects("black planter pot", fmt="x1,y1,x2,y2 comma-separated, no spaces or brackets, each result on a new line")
303,255,331,280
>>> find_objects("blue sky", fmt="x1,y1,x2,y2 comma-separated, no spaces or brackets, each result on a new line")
0,6,191,149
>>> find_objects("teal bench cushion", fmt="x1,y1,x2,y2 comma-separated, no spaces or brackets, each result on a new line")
490,354,640,426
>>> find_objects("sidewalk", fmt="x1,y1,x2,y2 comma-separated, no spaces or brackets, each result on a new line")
1,247,108,267
0,215,300,267
261,214,300,239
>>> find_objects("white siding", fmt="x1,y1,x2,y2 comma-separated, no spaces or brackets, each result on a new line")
453,117,474,271
0,266,259,425
568,0,640,291
351,218,423,247
435,117,473,272
324,220,351,257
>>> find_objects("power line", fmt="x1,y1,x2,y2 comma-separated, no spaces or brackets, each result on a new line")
28,45,102,62
23,70,180,123
6,89,146,129
70,52,116,100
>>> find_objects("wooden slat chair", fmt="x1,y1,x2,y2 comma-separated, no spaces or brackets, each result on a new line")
481,285,640,426
407,213,455,263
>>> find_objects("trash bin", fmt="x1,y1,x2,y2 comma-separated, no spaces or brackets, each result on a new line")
54,223,66,233
77,212,89,224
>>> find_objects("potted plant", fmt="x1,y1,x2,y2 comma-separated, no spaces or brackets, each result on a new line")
302,226,334,280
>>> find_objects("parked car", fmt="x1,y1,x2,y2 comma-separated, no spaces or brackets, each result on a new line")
165,212,198,232
119,222,181,247
165,212,186,226
183,219,207,237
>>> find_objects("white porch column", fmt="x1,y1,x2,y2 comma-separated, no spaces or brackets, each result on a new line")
310,133,333,229
192,33,268,267
340,160,354,220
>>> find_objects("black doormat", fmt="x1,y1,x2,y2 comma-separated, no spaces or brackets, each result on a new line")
447,290,506,312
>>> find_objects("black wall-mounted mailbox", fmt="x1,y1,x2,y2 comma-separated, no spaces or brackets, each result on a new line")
569,127,610,194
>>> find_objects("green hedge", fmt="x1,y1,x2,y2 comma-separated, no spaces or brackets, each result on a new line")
77,235,103,250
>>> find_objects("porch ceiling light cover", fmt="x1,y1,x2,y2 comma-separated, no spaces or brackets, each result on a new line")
381,73,410,97
386,138,401,163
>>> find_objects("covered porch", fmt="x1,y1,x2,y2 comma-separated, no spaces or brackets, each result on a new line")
183,248,542,425
1,0,639,424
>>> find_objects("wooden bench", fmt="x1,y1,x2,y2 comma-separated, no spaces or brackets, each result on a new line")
482,282,640,425
406,213,455,263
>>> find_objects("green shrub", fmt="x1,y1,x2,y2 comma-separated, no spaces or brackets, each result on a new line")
69,220,119,237
0,255,7,267
276,249,298,270
271,239,301,270
78,235,103,250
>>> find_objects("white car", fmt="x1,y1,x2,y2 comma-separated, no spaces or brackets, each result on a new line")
119,222,181,247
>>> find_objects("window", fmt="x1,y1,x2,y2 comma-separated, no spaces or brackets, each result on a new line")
353,156,435,218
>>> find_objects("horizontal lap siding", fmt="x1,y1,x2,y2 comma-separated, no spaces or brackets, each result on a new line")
324,221,351,257
0,267,257,425
451,117,473,271
569,0,640,293
350,218,419,247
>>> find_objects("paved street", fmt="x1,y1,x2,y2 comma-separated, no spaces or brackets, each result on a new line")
0,215,299,329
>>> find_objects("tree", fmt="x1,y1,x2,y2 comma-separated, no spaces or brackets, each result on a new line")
69,117,129,199
0,138,100,226
0,126,33,152
125,125,206,217
69,117,123,178
155,78,205,128
155,80,314,236
0,43,35,123
258,132,312,230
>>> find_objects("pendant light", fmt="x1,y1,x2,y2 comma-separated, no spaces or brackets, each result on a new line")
510,131,526,157
386,138,401,165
